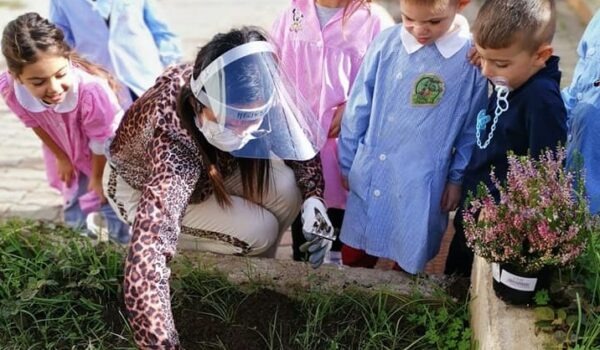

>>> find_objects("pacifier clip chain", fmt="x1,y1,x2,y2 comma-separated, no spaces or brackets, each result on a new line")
476,85,509,149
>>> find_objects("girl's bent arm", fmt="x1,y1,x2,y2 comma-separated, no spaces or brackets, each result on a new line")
32,126,74,185
89,154,107,202
32,126,68,161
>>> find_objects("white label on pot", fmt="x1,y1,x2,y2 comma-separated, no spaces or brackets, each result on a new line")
500,269,537,291
492,263,500,282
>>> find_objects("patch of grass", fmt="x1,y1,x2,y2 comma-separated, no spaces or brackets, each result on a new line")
537,224,600,349
571,227,600,349
0,219,133,349
0,220,473,349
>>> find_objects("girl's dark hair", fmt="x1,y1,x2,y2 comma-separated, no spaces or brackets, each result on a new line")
1,12,121,95
177,26,272,208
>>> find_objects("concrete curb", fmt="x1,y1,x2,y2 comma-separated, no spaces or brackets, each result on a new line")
179,250,443,298
567,0,596,24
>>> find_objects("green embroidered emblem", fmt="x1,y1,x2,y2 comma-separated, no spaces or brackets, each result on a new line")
411,74,445,106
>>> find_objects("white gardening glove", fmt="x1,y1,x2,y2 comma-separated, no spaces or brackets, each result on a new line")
299,196,334,269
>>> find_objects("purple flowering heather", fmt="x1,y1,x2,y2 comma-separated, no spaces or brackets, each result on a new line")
463,148,594,273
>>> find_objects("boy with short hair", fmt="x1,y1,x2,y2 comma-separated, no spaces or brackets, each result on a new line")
445,0,567,277
338,0,488,274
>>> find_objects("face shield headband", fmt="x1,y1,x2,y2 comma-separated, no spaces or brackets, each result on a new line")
190,41,276,126
189,40,326,160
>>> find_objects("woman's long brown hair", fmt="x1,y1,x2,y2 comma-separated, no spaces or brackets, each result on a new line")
177,27,272,208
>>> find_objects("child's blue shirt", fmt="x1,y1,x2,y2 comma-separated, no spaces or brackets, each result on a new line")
338,20,488,273
563,11,600,214
566,103,600,214
464,56,567,201
50,0,182,98
562,11,600,114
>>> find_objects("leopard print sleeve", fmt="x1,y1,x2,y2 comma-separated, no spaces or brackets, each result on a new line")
284,154,324,200
123,122,202,349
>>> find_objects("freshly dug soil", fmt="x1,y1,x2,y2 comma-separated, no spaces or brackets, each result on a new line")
175,289,304,350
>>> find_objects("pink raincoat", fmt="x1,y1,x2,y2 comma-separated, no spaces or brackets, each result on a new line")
272,0,394,209
0,67,122,204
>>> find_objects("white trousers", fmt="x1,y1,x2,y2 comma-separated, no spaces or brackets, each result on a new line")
104,159,302,257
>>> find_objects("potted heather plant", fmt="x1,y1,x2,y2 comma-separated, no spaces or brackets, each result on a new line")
463,148,593,305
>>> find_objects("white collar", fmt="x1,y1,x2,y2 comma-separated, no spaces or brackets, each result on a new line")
13,73,79,113
401,14,470,59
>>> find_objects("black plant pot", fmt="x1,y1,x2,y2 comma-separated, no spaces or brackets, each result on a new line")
491,263,551,306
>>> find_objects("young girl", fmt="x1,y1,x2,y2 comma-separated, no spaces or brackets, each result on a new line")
338,0,488,274
0,12,130,244
271,0,394,265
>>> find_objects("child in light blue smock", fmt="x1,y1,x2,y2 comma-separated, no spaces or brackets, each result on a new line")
338,0,487,274
49,0,182,103
563,10,600,215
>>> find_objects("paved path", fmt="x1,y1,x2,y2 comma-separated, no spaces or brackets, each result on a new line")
0,0,587,263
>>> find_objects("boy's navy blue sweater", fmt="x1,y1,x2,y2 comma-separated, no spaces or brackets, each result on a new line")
462,56,567,200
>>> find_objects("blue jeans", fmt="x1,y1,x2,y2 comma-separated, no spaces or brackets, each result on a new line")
63,174,130,243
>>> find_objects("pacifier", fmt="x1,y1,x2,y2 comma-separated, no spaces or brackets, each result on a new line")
490,76,511,94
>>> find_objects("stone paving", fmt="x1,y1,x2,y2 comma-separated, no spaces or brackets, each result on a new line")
0,0,588,266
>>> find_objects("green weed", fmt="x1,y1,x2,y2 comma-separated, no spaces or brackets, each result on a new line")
0,219,133,349
0,220,472,349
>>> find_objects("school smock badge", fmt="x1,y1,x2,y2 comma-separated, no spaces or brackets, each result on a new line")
289,8,304,33
411,74,445,106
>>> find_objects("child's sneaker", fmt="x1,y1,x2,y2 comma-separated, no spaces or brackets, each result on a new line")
79,229,98,240
86,212,109,242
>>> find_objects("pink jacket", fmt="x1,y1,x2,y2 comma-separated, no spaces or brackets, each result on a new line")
0,67,122,203
272,0,394,209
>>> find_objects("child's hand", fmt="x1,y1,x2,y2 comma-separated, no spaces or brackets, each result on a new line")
56,156,75,186
441,183,461,212
328,103,346,138
468,46,481,68
88,178,107,204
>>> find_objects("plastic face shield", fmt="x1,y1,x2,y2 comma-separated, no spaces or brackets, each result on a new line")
191,41,325,160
